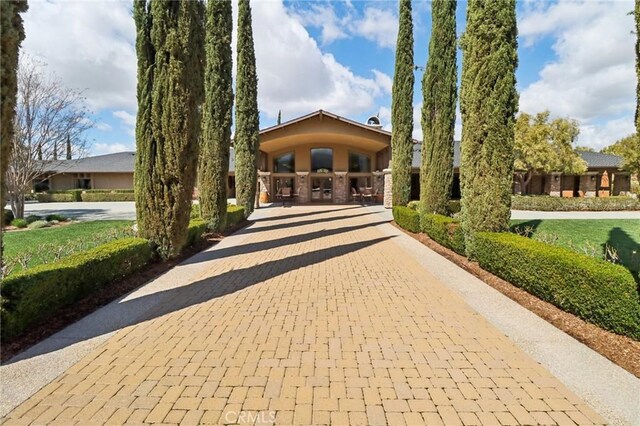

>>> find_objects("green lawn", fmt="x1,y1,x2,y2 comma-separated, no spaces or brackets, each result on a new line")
511,219,640,274
3,220,134,276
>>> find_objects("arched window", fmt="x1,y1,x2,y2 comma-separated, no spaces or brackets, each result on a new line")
348,152,371,173
273,152,295,173
311,148,333,172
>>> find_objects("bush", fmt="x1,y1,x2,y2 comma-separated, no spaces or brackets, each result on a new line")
25,215,42,224
512,195,640,211
474,232,640,339
226,205,245,228
190,203,201,219
448,200,461,214
392,206,420,233
3,209,14,226
80,192,135,202
36,192,73,203
421,214,465,255
0,237,153,341
186,219,208,246
45,213,68,222
27,220,49,230
68,189,83,202
11,218,27,228
407,201,420,211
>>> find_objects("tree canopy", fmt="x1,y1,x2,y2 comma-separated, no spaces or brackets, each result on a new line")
514,111,586,194
602,133,640,178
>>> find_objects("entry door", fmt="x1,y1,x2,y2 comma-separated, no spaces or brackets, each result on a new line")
311,177,332,201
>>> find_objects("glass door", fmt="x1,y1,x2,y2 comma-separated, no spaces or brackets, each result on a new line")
311,177,332,202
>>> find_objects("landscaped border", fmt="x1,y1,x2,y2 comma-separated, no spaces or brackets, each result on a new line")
391,215,640,377
512,195,640,211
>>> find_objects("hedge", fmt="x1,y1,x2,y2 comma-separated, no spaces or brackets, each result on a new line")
226,205,245,228
512,195,640,211
186,219,208,246
0,237,153,340
421,214,465,255
35,192,74,202
474,232,640,340
407,200,461,216
80,192,135,202
392,206,420,233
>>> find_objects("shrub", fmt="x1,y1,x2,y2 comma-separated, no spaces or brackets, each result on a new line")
80,192,135,202
27,220,49,230
0,237,153,341
25,215,42,224
512,195,640,211
392,206,420,233
190,203,201,219
45,213,68,222
68,189,83,202
474,232,640,339
407,200,420,211
11,219,27,228
448,200,461,214
36,192,73,202
421,213,465,254
3,209,14,226
186,219,208,246
226,205,245,228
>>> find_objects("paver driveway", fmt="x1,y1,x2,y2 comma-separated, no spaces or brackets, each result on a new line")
2,205,606,425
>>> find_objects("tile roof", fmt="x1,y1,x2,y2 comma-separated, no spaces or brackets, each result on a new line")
44,152,135,173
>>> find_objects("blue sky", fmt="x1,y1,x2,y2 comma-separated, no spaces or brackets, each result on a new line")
21,0,636,154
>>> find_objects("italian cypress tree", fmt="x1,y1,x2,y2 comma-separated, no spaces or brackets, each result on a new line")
391,0,415,206
459,0,518,256
277,110,282,125
234,0,259,218
420,0,457,216
1,0,28,266
134,0,205,259
199,0,233,232
636,0,639,135
66,134,72,159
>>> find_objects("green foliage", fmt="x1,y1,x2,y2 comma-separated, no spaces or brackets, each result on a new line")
45,214,67,222
190,203,201,219
234,0,260,218
514,111,586,194
474,232,640,339
511,195,640,211
186,219,208,246
226,205,246,228
460,0,518,256
636,1,639,137
36,192,74,202
11,218,27,228
421,213,465,254
406,200,420,210
602,134,640,178
3,209,14,226
68,189,83,202
25,215,42,224
81,192,135,202
448,200,461,214
391,0,414,206
27,220,48,230
420,0,457,216
134,0,205,259
199,0,233,232
392,206,420,233
0,237,153,341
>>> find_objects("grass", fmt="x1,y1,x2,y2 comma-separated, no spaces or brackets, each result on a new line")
511,219,640,274
3,220,134,276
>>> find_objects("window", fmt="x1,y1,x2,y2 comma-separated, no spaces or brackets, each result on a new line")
74,173,91,190
273,177,294,196
273,152,295,173
349,152,371,173
311,148,333,172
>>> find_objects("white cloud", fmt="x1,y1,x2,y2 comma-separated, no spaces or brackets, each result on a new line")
113,110,136,128
22,1,136,112
92,142,134,156
94,121,112,132
372,70,393,95
292,3,351,45
518,0,635,149
352,7,398,49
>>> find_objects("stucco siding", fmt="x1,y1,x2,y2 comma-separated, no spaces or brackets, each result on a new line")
92,173,134,190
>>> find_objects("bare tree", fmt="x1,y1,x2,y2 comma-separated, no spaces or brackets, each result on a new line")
6,58,91,218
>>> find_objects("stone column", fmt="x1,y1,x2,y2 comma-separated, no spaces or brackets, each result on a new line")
613,172,631,196
383,168,392,209
580,172,598,197
258,171,271,202
373,171,384,197
295,172,309,203
549,172,562,197
334,172,348,203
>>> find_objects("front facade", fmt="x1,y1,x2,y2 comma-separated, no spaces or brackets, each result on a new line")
37,110,632,202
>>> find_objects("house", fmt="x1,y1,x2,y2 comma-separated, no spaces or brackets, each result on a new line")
38,109,632,202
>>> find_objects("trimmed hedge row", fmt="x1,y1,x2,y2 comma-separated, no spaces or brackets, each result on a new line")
392,206,420,233
406,199,462,215
35,189,135,202
512,195,640,211
80,192,135,202
474,232,640,339
36,192,74,202
226,205,246,227
186,219,208,246
0,238,153,340
421,214,465,255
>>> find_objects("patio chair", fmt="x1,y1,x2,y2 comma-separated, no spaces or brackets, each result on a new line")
292,186,302,204
361,187,373,204
351,187,361,203
281,187,292,207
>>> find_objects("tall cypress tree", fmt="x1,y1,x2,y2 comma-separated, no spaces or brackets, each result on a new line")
66,134,72,159
459,0,518,256
420,0,457,216
636,0,639,136
134,0,205,258
234,0,259,218
391,0,414,206
277,110,282,125
199,0,233,232
1,0,28,266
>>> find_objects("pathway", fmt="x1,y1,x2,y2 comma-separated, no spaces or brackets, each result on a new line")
1,205,636,425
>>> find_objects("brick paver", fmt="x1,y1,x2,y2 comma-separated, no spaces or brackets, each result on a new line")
2,206,607,425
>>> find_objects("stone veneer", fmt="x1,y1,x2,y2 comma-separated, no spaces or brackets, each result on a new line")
373,171,385,198
334,172,348,204
258,171,271,200
295,172,310,203
383,168,392,208
549,172,562,197
580,172,598,197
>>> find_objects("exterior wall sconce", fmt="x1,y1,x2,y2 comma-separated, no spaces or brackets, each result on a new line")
590,175,595,181
300,176,305,183
338,175,343,182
